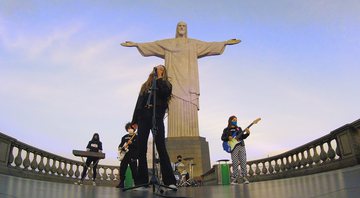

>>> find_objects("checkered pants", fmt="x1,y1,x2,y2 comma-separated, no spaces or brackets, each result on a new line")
231,145,247,178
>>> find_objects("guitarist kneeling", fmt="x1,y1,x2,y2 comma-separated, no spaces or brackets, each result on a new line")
116,122,139,188
221,116,260,184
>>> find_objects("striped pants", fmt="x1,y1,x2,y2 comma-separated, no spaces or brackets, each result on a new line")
231,145,247,178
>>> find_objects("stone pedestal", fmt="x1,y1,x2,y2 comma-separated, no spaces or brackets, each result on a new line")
165,136,210,178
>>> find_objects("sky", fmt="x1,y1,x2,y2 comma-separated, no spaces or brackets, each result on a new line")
1,0,360,167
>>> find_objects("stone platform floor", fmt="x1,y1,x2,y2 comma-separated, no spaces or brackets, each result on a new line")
1,165,360,198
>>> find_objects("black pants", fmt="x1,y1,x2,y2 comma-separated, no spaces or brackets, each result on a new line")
81,157,99,181
136,114,176,186
119,154,138,185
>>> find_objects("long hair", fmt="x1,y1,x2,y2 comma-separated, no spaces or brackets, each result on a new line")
92,133,100,141
140,65,169,95
227,115,237,129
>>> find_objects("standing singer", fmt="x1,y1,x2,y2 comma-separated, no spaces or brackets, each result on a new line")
131,65,177,190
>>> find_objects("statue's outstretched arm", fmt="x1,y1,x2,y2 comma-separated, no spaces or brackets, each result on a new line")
120,41,138,47
225,39,241,45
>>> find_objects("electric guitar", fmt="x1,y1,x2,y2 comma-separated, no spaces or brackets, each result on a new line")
117,132,137,161
223,118,261,153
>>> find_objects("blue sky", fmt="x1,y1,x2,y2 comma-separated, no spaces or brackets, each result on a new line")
1,0,359,166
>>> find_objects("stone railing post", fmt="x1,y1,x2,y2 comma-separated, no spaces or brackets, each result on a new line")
353,120,360,162
334,119,360,164
0,132,16,173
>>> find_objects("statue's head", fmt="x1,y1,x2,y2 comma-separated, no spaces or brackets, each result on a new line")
176,21,187,38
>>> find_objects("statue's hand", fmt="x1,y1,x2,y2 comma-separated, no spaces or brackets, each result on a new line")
226,39,241,45
120,41,137,47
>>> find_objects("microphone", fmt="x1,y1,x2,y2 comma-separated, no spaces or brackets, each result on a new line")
153,67,157,77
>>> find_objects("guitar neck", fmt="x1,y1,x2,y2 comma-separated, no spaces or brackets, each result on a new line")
235,118,260,139
244,123,254,130
123,133,137,148
129,133,136,141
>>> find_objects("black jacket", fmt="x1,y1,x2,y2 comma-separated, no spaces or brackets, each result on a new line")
86,133,102,152
118,134,138,158
131,79,172,124
221,126,249,147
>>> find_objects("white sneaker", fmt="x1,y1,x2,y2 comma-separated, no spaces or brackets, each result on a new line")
133,187,149,191
230,177,237,185
74,180,83,185
243,177,250,184
168,184,178,191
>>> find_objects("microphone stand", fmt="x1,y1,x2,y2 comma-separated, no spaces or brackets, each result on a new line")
123,68,177,196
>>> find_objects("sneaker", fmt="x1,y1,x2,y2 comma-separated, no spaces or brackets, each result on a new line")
168,184,178,191
74,180,83,185
243,177,250,184
230,177,237,185
133,187,149,191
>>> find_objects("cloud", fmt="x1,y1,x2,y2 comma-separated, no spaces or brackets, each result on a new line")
1,22,84,58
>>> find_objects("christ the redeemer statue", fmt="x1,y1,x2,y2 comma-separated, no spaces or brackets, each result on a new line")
121,21,240,137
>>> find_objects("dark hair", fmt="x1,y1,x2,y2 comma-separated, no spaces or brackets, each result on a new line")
227,115,237,128
125,122,132,131
92,133,100,141
177,155,182,159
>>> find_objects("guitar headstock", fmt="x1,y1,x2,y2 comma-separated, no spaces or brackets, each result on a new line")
253,118,261,124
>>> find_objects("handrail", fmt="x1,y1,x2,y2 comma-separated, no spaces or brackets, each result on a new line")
0,132,119,186
202,118,360,185
1,119,359,186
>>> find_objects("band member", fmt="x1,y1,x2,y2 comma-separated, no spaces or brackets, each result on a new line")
131,65,177,190
174,155,189,186
116,122,138,188
174,155,183,172
75,133,103,186
221,116,250,184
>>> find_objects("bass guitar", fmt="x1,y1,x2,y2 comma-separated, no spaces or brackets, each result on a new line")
117,132,137,161
223,118,261,153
